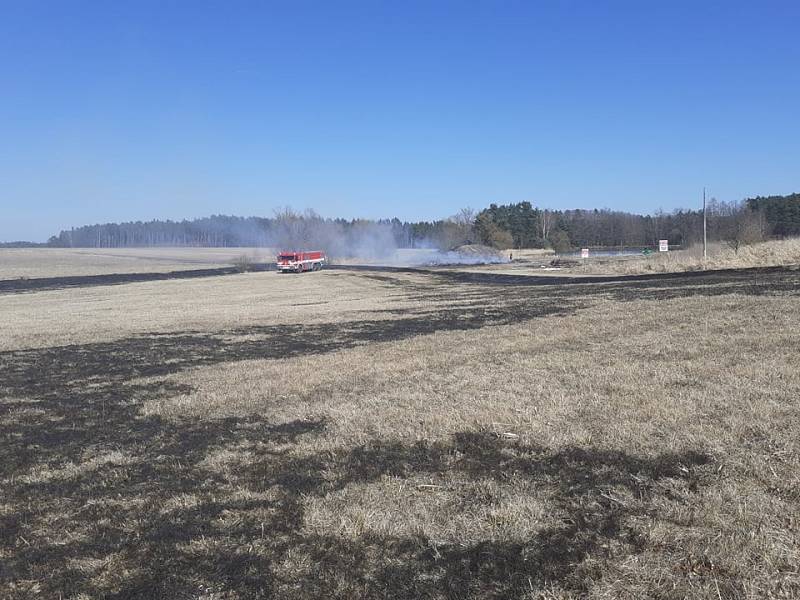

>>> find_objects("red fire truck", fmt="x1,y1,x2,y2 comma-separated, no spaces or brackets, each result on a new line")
276,251,326,273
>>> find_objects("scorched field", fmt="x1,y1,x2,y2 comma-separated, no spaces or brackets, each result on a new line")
1,253,799,599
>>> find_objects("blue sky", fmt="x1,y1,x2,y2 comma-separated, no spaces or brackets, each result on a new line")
2,1,799,241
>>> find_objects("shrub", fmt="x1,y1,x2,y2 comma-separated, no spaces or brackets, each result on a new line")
232,254,253,273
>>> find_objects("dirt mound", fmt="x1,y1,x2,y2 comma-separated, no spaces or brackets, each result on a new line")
451,244,507,260
414,244,509,265
549,257,581,268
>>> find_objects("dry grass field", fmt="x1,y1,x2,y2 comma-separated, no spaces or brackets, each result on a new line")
1,256,799,599
562,238,800,277
0,248,272,280
433,238,800,279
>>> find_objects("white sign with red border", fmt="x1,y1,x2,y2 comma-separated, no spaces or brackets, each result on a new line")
659,240,669,252
580,248,589,259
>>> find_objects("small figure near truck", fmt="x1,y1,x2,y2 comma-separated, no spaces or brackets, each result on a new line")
276,251,326,273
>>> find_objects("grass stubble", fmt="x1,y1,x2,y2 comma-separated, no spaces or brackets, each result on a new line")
556,238,800,277
1,260,799,598
0,248,273,280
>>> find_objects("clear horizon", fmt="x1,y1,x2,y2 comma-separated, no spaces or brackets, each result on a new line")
2,0,799,242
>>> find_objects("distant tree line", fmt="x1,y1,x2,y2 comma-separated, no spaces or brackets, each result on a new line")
470,194,799,252
46,193,799,252
49,212,406,257
0,241,49,248
47,210,483,253
745,193,800,237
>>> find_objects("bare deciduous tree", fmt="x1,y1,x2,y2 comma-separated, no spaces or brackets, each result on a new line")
540,209,553,241
725,210,763,254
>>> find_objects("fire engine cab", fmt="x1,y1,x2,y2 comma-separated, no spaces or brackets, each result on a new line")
276,251,326,273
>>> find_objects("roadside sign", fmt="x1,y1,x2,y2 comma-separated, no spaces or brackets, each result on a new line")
659,239,669,252
580,248,589,259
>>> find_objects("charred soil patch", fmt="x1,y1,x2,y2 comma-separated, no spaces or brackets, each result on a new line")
0,264,275,295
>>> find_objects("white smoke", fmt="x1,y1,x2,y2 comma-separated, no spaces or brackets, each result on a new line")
235,208,509,266
372,247,510,267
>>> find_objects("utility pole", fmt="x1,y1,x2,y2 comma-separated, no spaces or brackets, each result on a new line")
703,187,707,260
